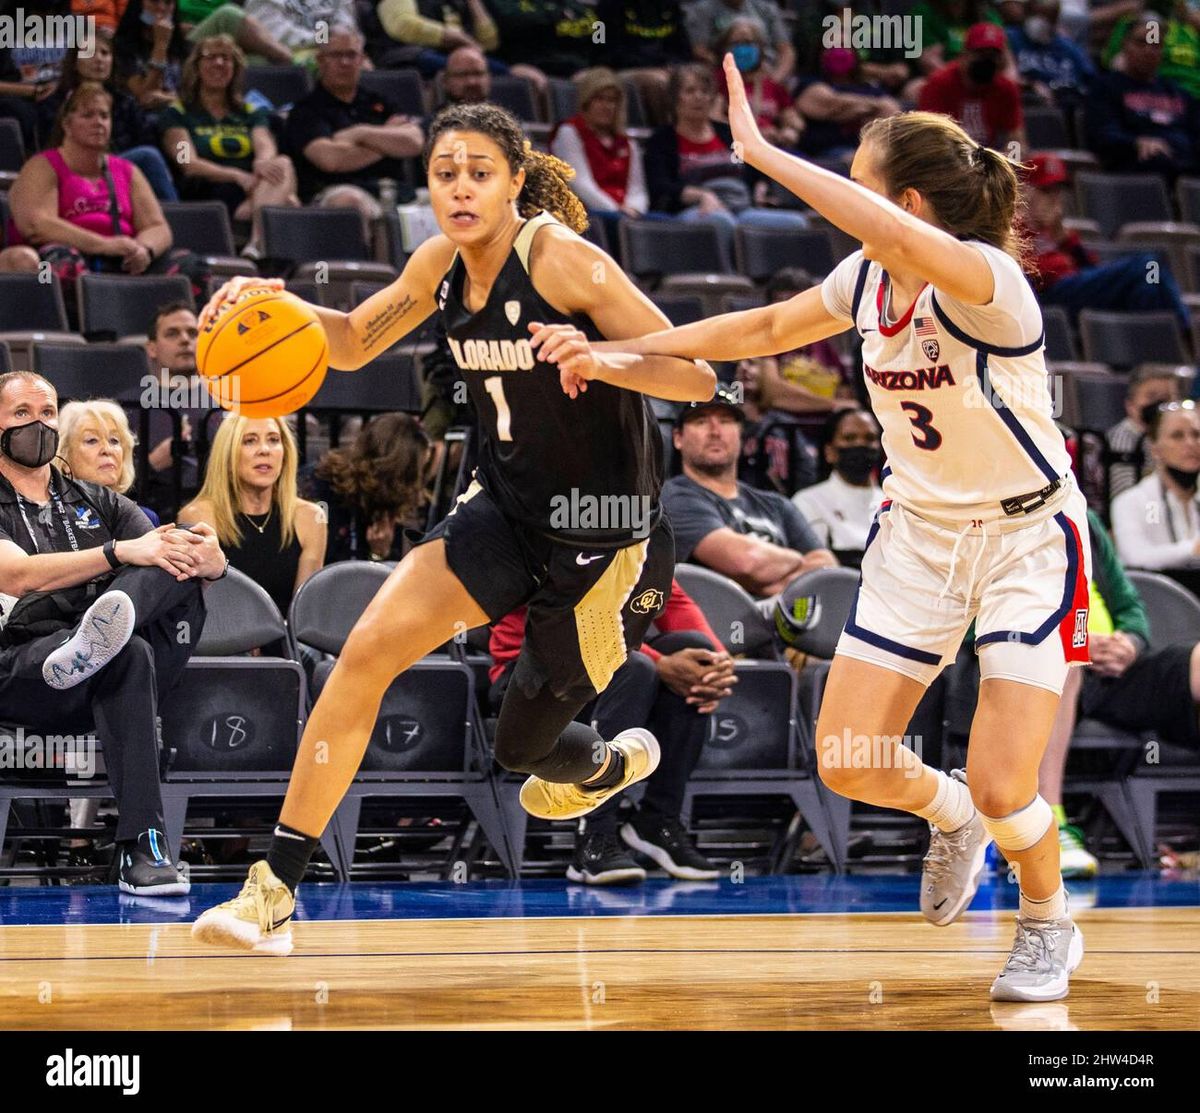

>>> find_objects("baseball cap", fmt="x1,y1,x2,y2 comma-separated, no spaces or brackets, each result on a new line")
964,22,1008,51
674,382,745,427
1027,153,1069,190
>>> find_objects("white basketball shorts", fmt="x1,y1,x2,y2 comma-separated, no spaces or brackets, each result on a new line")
836,484,1092,694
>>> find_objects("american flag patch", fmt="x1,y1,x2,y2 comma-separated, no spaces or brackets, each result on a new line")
914,316,937,337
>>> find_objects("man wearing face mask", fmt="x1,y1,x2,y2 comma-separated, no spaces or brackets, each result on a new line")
919,22,1025,149
0,371,227,896
792,409,885,570
1006,0,1096,111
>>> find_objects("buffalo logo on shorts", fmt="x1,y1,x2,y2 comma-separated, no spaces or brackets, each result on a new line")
629,589,665,615
1072,608,1088,649
505,300,522,326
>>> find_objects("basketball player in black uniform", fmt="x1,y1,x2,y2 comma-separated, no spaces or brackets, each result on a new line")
190,103,716,955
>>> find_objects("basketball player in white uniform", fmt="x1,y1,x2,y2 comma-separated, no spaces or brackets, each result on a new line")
534,55,1090,1002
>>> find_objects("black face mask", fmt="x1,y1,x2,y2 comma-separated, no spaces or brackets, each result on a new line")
1166,465,1200,491
967,57,999,85
0,420,59,469
835,445,883,485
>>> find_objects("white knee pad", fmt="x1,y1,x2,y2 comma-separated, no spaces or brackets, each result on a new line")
980,794,1054,853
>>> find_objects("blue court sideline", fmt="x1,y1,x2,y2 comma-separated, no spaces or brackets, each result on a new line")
0,873,1196,926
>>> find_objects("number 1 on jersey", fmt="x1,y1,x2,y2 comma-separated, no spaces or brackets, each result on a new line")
484,375,512,441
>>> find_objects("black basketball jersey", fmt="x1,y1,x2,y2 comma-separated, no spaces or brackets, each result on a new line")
437,210,664,548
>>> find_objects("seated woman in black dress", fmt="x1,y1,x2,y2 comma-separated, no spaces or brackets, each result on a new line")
300,412,432,564
181,413,326,616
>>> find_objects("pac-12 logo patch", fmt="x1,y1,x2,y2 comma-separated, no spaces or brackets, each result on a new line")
629,588,665,614
921,338,940,362
504,299,521,326
1072,608,1088,648
915,315,939,362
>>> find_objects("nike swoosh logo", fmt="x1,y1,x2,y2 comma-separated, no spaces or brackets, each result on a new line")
933,898,948,910
273,827,306,841
269,916,292,931
576,553,605,565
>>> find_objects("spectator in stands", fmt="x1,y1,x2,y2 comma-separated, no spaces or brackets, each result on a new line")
1006,0,1097,111
487,0,597,79
143,301,209,519
489,579,730,883
685,0,795,87
1086,14,1199,181
0,369,223,896
373,0,501,78
1106,364,1185,500
176,1,294,65
645,64,809,271
794,47,901,170
1023,153,1191,332
115,0,192,110
1037,508,1200,878
438,45,490,107
71,2,128,33
549,68,649,247
181,413,326,615
662,383,837,598
712,19,803,154
918,21,1026,149
242,0,359,67
910,1,1003,74
0,48,53,155
1110,401,1200,596
735,356,819,496
300,413,431,564
598,0,692,127
1102,2,1200,101
285,29,423,232
160,34,300,260
58,398,161,525
791,408,884,570
39,28,179,200
2,83,211,309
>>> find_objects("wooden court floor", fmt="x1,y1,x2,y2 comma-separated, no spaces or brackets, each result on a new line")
2,907,1197,1030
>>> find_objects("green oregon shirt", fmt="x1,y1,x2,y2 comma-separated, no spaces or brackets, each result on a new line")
161,99,270,172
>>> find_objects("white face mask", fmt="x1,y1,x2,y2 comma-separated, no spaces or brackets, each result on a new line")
1025,16,1055,44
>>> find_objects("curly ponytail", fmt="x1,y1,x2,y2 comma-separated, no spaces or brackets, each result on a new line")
423,102,589,234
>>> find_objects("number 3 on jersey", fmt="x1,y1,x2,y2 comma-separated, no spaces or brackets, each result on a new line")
484,375,513,441
900,401,942,451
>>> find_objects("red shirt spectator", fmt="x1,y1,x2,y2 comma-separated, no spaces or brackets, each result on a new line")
918,21,1023,147
489,578,723,684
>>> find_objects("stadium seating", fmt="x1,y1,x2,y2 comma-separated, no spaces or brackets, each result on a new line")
1075,172,1173,238
159,201,258,280
618,220,753,311
673,562,847,871
244,64,312,108
31,341,150,405
734,225,836,282
1114,223,1200,293
0,117,23,189
651,294,706,326
1041,304,1078,363
547,77,579,124
0,274,83,369
1052,362,1124,434
1177,177,1200,226
1023,104,1071,151
1078,309,1189,368
77,273,195,342
357,68,427,118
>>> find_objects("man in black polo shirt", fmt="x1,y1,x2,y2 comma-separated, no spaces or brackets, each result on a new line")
284,28,424,230
0,371,227,896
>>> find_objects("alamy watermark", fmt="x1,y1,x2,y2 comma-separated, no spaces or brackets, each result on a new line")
822,7,923,59
820,728,925,778
549,489,654,539
0,727,97,778
0,9,95,57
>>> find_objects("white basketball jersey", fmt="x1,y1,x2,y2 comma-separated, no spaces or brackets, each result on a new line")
821,242,1071,524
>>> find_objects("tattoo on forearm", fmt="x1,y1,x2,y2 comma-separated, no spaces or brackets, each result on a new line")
362,294,417,352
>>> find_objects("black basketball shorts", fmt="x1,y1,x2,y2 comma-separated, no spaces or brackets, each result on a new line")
414,480,675,702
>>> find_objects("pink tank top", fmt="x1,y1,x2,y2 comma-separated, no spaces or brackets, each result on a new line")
8,149,135,245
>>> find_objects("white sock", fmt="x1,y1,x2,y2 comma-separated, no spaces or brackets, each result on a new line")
1020,883,1068,922
915,769,975,833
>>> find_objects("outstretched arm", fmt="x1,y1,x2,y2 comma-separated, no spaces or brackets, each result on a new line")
528,227,716,402
720,53,998,307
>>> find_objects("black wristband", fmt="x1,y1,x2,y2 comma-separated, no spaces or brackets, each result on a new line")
102,539,122,570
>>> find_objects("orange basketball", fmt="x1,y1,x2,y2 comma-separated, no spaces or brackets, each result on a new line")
196,286,328,418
